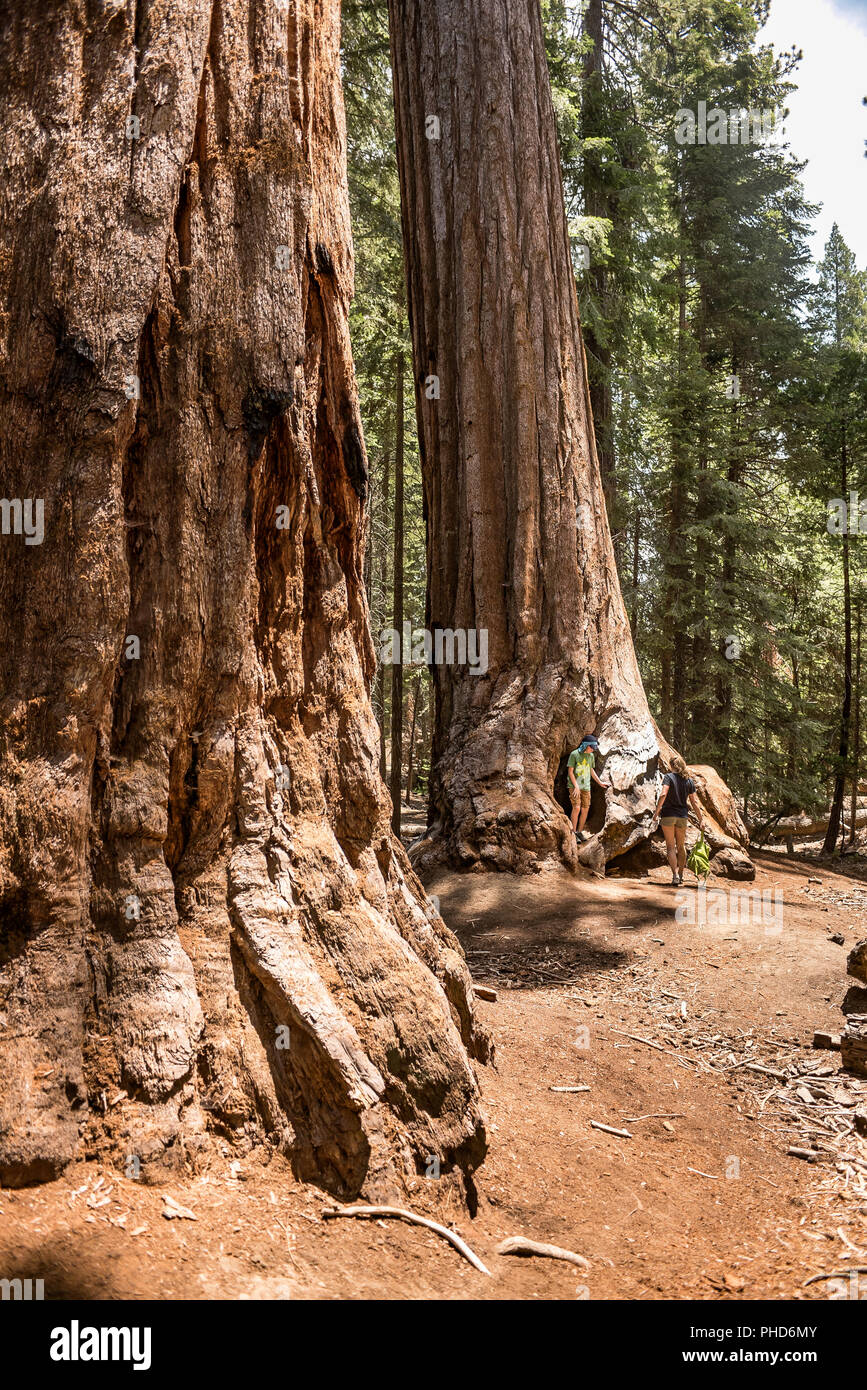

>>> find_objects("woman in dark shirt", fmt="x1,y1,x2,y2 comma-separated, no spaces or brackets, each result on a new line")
653,753,709,886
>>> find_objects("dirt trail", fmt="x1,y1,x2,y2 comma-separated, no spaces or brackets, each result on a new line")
2,851,865,1300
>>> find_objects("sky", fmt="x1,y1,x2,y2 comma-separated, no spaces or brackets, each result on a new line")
759,0,867,266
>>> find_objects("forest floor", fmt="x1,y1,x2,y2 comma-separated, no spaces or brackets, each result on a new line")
3,834,867,1301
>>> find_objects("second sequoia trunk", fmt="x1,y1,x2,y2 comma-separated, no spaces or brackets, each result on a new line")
388,0,667,873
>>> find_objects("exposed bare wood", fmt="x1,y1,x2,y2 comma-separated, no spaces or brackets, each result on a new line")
322,1203,491,1275
496,1236,590,1269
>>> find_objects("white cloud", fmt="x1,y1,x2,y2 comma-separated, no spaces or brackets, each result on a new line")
759,0,867,266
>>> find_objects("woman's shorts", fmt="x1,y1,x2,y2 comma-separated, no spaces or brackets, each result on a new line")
660,816,687,829
569,785,591,806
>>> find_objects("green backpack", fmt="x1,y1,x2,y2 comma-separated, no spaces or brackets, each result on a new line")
687,833,711,879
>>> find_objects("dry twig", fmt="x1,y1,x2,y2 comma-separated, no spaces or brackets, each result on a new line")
321,1204,491,1275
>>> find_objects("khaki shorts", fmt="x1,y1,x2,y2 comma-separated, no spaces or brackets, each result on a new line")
569,785,591,807
660,816,687,828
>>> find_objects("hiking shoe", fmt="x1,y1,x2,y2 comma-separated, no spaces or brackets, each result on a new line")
671,872,680,886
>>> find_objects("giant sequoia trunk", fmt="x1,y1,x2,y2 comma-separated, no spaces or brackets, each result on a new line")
580,0,617,534
0,0,489,1195
388,0,672,874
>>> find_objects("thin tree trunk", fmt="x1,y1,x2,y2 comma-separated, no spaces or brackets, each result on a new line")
690,309,712,756
387,0,737,874
787,619,800,784
825,250,853,856
663,195,688,748
405,672,423,805
824,423,852,854
630,509,640,640
0,0,488,1193
850,598,861,845
367,442,381,755
715,359,741,779
377,437,392,783
419,687,431,806
389,351,405,833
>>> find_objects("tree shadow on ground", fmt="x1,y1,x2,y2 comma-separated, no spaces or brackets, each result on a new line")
752,846,867,889
0,1243,114,1300
425,868,673,991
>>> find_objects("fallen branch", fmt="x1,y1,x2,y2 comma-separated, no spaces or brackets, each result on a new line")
803,1265,867,1287
747,811,784,847
497,1236,590,1270
752,1063,792,1081
590,1120,633,1138
623,1112,685,1123
321,1204,491,1276
736,1062,789,1081
549,1085,590,1094
610,1027,693,1070
836,1226,866,1256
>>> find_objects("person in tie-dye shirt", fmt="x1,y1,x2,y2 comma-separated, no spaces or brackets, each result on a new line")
567,735,608,842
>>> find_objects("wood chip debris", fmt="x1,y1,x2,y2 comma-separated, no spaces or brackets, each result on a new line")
162,1194,197,1221
473,985,498,1002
